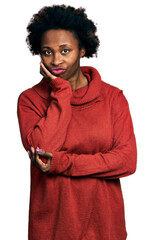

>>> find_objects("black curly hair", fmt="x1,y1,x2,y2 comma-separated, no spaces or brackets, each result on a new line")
26,4,100,58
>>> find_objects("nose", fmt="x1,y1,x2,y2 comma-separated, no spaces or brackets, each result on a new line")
52,53,63,66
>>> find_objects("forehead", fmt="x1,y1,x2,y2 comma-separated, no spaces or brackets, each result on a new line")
41,29,79,47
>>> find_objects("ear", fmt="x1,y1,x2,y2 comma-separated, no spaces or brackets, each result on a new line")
80,48,86,58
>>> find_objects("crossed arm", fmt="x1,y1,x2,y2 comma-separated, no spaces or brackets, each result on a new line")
18,63,137,178
22,62,72,173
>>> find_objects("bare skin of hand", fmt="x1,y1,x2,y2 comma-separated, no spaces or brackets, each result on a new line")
40,62,56,83
28,147,53,173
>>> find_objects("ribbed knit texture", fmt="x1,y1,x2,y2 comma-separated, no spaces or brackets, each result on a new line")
17,66,137,240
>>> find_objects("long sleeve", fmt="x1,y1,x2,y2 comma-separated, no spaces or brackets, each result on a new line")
48,91,137,179
22,67,134,239
17,77,73,152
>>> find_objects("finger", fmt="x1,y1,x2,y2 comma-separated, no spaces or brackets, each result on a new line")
40,66,49,79
36,155,51,173
40,62,56,81
27,150,31,159
27,150,34,164
36,154,43,166
36,147,53,158
31,152,41,169
30,146,38,166
30,146,35,154
46,158,52,166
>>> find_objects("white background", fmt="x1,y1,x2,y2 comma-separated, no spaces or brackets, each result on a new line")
0,0,154,239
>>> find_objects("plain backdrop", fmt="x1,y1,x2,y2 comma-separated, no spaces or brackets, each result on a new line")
0,0,154,239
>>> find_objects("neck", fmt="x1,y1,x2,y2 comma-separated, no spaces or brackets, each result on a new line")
68,69,88,90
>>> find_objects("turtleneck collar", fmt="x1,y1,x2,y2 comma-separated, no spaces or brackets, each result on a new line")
33,66,103,107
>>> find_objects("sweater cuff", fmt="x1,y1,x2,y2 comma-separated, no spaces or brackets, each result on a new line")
47,151,71,175
49,77,71,92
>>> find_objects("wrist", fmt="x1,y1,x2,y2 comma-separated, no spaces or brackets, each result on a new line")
49,77,71,92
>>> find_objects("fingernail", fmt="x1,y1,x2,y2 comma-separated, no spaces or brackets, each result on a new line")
30,146,35,153
36,147,43,153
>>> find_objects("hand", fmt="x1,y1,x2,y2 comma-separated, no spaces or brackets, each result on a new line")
40,62,56,83
28,147,52,173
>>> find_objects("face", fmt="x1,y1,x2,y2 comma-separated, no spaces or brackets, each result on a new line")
40,29,85,81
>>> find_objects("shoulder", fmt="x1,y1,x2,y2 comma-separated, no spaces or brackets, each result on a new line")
18,86,38,105
17,78,49,105
100,80,122,99
85,65,128,107
100,80,129,109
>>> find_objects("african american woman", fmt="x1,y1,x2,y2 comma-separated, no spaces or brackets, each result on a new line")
17,4,137,240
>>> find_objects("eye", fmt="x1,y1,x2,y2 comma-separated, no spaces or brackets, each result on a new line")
42,50,52,56
61,49,70,54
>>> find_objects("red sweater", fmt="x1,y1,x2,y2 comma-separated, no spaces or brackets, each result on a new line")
17,66,137,240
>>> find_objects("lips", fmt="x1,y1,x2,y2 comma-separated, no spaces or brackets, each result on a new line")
50,67,66,75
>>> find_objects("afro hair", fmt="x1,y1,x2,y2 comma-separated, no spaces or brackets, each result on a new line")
26,4,100,58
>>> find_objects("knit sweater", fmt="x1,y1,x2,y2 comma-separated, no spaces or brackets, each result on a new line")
17,66,137,240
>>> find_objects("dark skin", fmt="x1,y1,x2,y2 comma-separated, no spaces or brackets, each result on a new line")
28,29,87,172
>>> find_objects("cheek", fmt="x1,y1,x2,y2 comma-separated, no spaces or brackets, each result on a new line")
67,53,80,68
41,56,51,65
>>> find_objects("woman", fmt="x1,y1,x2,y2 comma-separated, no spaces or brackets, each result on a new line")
17,4,137,240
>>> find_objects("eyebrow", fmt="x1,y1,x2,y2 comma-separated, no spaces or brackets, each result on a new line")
42,44,72,49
